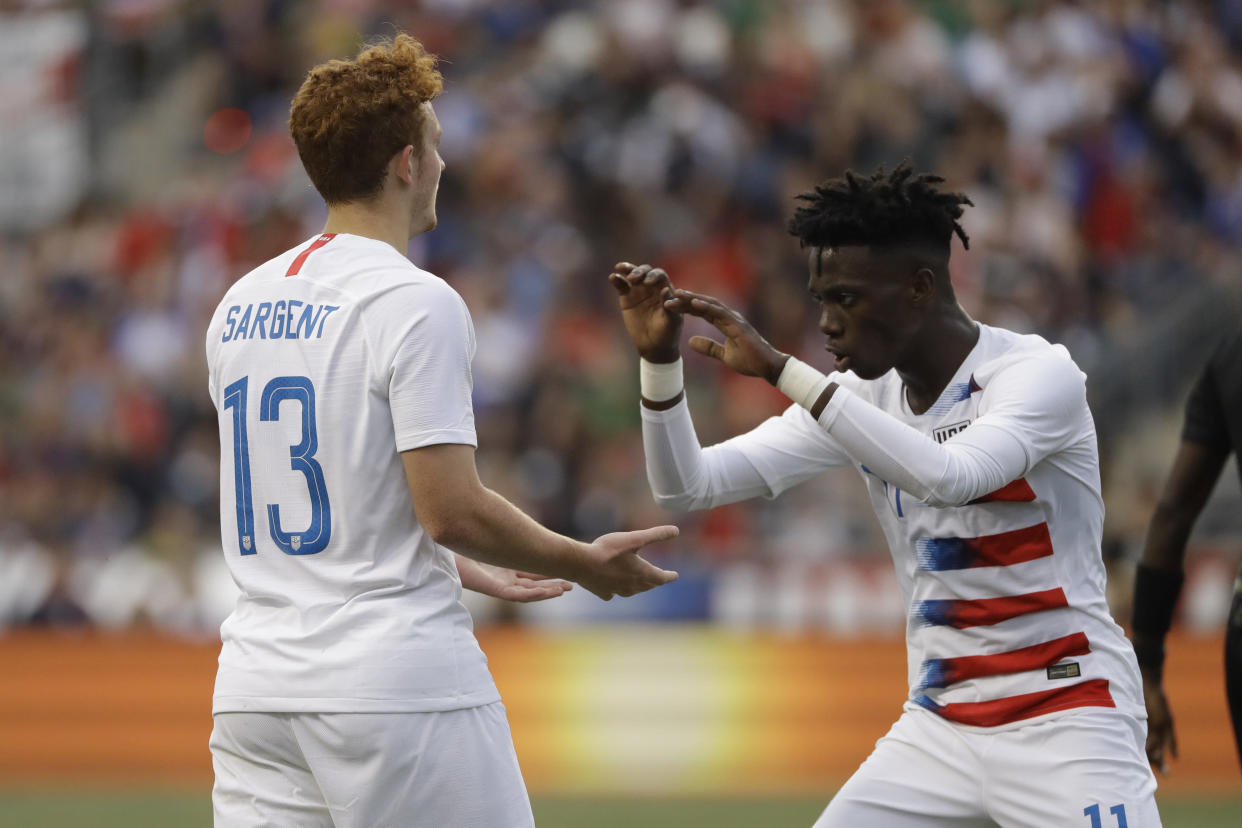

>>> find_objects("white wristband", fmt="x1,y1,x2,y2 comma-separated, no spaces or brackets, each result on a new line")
640,357,684,402
777,356,833,411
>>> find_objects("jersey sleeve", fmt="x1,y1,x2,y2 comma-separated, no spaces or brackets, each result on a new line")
812,353,1085,508
1182,351,1230,451
969,352,1090,469
641,398,853,511
382,280,478,452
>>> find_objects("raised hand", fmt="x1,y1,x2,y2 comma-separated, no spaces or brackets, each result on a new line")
664,289,789,384
578,525,680,600
608,262,684,363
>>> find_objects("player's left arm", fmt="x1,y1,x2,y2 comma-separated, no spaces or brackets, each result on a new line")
1131,438,1227,773
453,553,573,603
1132,355,1232,773
782,358,1077,508
670,288,1078,507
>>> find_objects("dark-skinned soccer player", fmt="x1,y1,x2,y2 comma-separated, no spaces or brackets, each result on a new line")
611,164,1161,826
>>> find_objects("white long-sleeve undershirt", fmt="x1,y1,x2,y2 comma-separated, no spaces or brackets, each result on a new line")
641,398,778,512
641,349,1086,511
816,387,1029,507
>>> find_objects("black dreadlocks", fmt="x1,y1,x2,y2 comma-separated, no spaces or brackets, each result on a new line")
788,162,973,255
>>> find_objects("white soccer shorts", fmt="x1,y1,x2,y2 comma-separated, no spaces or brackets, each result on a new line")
210,703,534,827
814,706,1160,827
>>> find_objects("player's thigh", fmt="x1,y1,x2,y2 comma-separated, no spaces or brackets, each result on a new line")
985,710,1160,828
1225,585,1242,767
814,709,993,828
210,712,332,828
296,703,533,828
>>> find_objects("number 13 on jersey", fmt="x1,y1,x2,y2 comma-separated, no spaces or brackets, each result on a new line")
223,375,332,556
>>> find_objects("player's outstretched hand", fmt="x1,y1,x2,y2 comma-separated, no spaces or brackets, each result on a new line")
579,525,680,601
608,262,684,363
1142,678,1178,774
664,289,789,384
456,555,573,603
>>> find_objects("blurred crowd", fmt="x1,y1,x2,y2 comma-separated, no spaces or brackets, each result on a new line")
3,0,1242,634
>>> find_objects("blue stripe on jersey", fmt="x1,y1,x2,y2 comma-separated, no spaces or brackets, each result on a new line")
915,589,1069,629
917,659,948,691
915,523,1054,572
916,599,958,628
925,381,973,417
916,537,975,571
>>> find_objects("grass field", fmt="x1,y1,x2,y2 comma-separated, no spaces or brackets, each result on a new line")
1,791,1240,827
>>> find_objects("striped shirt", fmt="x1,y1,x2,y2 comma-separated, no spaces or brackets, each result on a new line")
642,323,1143,730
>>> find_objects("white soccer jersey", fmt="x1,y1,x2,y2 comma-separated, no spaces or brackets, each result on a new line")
642,323,1144,729
205,232,499,714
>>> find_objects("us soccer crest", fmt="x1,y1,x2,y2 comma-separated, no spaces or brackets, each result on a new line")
291,536,302,552
933,420,971,444
242,535,252,551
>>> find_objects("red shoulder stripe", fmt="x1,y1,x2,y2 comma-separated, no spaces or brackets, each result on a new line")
285,233,336,277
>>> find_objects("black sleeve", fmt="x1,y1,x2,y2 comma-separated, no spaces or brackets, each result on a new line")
1182,348,1232,451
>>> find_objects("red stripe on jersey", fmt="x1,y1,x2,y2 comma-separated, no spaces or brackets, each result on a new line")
971,521,1052,567
917,522,1054,571
919,632,1091,689
919,587,1069,628
918,678,1114,728
969,477,1037,504
285,233,336,277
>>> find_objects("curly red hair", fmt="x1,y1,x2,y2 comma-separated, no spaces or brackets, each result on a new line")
290,33,443,205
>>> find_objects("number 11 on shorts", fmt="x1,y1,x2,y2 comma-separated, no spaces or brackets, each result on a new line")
1084,803,1128,828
